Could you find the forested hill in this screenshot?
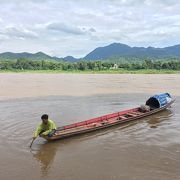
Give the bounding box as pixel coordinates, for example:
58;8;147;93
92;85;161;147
1;43;180;61
0;52;54;60
83;43;180;60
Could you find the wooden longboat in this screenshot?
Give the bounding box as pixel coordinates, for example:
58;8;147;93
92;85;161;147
43;94;175;141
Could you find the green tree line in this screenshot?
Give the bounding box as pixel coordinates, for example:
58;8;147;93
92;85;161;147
0;58;180;71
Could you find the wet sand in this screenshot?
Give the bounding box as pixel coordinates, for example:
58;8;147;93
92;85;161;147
0;73;180;180
0;73;180;100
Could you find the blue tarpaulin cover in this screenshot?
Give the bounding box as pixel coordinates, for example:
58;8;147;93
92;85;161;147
146;93;172;108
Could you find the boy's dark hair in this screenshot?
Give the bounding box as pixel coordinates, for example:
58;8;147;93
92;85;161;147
41;114;48;120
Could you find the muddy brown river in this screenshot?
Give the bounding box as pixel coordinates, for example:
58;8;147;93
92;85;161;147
0;74;180;180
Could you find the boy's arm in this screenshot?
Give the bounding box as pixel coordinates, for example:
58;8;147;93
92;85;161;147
34;124;43;138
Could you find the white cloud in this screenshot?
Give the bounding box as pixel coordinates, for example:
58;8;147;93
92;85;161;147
0;26;38;39
47;23;83;35
0;0;180;57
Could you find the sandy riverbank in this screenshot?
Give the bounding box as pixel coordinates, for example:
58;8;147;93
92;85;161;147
0;73;180;100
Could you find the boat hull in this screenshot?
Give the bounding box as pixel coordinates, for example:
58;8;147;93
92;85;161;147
43;99;175;141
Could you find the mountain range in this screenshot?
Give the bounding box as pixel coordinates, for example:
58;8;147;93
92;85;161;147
1;43;180;62
0;52;54;60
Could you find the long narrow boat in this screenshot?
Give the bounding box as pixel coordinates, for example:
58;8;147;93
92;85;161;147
43;93;175;141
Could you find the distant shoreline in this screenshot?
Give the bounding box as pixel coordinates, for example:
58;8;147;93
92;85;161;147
0;69;180;74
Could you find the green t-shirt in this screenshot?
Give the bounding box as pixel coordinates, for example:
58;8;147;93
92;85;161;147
34;119;57;138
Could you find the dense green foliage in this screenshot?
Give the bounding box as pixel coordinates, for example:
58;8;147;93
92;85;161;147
0;58;180;71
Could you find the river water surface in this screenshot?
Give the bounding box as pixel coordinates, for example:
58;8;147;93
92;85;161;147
0;74;180;180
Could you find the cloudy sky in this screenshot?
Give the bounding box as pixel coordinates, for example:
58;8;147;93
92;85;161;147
0;0;180;57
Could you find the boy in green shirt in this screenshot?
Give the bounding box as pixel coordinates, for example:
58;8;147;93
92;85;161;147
33;114;57;140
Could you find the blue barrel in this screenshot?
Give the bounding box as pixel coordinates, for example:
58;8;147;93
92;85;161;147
146;93;172;108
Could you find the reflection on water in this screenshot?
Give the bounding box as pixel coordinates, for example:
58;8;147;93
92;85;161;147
147;109;173;128
31;143;57;178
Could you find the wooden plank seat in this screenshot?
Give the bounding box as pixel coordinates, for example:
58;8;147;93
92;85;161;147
132;111;144;115
125;112;138;117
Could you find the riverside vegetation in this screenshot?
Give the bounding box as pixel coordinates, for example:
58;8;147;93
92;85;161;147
0;58;180;73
